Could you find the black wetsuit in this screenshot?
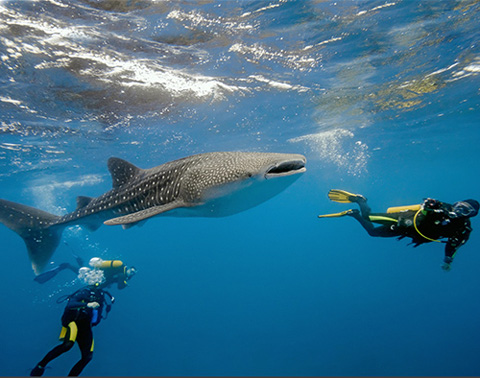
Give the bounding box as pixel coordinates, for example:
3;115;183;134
351;199;473;264
31;286;111;377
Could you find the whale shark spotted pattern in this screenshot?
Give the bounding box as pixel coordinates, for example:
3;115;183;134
0;151;306;274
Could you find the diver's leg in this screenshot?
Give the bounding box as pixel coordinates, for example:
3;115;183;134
347;210;396;238
350;195;372;219
68;321;93;376
347;196;401;238
64;263;81;274
31;324;76;376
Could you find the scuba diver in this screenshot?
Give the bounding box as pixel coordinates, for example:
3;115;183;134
35;256;136;290
30;283;115;376
319;189;479;271
82;258;136;290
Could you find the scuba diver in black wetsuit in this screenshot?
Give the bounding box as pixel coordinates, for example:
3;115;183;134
87;258;137;290
30;284;114;376
319;189;479;271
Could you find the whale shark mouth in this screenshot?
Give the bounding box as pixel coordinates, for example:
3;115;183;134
265;159;307;178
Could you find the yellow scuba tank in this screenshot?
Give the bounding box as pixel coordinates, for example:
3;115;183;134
386;204;421;213
90;258;124;270
96;260;124;269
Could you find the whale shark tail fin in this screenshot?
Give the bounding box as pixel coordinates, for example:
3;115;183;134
0;199;63;275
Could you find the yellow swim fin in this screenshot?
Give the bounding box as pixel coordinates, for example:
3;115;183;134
327;189;365;204
318;209;355;218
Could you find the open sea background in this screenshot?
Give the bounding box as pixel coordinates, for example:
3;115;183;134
1;0;480;376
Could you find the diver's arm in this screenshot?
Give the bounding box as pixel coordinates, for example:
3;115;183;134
117;277;128;290
67;290;92;309
67;298;88;309
442;222;472;270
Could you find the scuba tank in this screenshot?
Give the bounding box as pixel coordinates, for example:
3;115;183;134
387;204;421;213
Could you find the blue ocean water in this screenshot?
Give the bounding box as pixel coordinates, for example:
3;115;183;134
1;0;480;376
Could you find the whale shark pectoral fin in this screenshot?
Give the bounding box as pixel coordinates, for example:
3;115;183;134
103;201;188;226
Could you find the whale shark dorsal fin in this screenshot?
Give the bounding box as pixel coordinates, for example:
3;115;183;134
107;157;142;189
104;201;189;226
76;196;94;210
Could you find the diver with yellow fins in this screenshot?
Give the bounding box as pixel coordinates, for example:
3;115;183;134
319;189;479;271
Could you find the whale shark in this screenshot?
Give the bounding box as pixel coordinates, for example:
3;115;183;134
0;151;306;274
